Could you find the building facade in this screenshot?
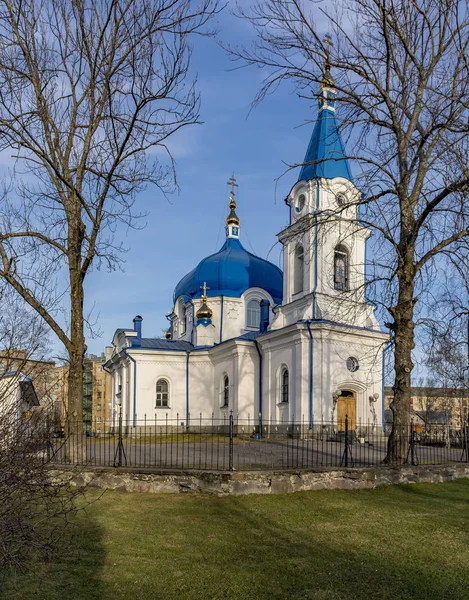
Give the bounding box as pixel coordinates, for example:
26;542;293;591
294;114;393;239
55;354;112;432
0;350;63;424
106;62;389;431
384;386;469;430
91;357;112;433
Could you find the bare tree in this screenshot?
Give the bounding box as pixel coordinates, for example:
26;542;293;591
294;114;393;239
227;0;469;462
0;0;219;460
427;328;469;390
422;255;469;390
0;290;84;578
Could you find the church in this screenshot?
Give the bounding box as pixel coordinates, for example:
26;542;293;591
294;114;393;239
105;61;389;432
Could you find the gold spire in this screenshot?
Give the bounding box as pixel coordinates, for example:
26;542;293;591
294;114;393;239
196;282;213;320
164;329;171;339
320;34;334;89
226;175;240;226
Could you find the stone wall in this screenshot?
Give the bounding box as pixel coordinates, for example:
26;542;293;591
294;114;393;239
50;464;469;496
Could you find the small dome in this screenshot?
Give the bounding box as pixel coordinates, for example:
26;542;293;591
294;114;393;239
174;238;283;304
226;198;240;226
196;300;213;320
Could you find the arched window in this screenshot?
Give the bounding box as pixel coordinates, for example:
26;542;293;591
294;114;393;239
247;299;261;329
281;368;289;403
334;245;348;291
295;193;306;213
222;376;229;407
294;245;304;294
155;379;169;407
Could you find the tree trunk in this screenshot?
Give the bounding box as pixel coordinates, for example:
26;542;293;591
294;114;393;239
384;266;415;464
64;219;86;464
65;337;85;463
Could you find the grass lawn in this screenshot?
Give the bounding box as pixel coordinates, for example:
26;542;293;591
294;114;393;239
4;480;469;600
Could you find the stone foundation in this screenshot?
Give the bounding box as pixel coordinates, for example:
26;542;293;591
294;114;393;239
50;464;469;496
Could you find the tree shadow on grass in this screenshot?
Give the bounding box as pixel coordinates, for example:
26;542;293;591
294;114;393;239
352;479;469;522
394;478;469;504
3;484;469;600
211;497;468;600
1;492;106;600
135;492;469;600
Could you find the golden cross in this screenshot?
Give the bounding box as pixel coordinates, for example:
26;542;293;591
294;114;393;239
201;282;210;299
321;34;334;88
227;175;238;198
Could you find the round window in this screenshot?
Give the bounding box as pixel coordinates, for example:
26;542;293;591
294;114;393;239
346;357;359;372
296;193;306;213
336;193;346;207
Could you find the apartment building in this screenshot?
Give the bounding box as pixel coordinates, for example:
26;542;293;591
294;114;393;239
384;386;469;430
54;353;111;432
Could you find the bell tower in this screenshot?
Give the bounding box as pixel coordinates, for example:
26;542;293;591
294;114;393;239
271;38;379;332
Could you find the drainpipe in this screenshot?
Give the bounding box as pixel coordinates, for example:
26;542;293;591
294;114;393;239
186;351;190;427
306;321;314;429
254;340;263;431
382;341;394;432
122;348;137;427
219;296;224;343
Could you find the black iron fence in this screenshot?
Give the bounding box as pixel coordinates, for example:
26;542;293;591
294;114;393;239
42;413;469;471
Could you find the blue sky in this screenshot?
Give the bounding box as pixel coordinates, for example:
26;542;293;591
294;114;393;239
84;6;321;354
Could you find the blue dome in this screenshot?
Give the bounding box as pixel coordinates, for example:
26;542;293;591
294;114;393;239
174;238;283;304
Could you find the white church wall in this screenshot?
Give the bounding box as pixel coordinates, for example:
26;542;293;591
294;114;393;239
235;347;258;419
123;362;131;421
315;217;368;304
221;298;244;341
311;327;385;427
194;323;217;347
187;354;214;419
259;326;309;422
319;177;360;219
210;341;257;418
113;360;132;423
211;345;236;416
131;352;188;421
109;351;218;425
257;323;386;429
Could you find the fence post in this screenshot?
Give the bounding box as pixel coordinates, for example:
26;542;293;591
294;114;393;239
117;405;123;467
344;414;349;468
229;410;234;472
465;420;469;463
410;418;416;466
46;414;51;463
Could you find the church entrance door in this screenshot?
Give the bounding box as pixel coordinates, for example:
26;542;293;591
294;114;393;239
337;390;356;432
